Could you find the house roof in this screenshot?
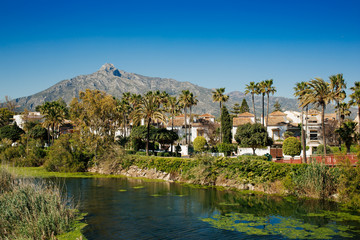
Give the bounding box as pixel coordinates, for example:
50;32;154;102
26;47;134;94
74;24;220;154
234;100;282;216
308;109;320;115
175;114;185;118
233;117;253;126
269;111;286;116
238;112;254;117
267;116;288;126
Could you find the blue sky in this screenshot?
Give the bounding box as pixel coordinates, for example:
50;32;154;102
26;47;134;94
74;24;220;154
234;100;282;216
1;0;359;101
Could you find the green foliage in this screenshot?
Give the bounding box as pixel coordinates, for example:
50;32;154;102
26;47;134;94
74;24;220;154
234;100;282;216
0;168;81;240
283;137;301;157
287;163;340;198
336;121;358;153
28;124;48;142
315;144;333;155
217;143;236;156
338;159;360;209
153;128;179;145
0;108;14;127
221;106;232;144
44;134;93;172
240;99;250;113
193;136;207;152
0;123;25;142
283;131;294;139
273;100;282;112
235;123;273;155
230;103;241;115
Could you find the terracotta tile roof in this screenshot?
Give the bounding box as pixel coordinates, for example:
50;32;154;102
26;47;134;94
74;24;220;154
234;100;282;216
199;113;215;118
168;118;186;127
238;112;254;117
233;117;253;126
267;116;288;126
308;109;320;115
269;111;287;116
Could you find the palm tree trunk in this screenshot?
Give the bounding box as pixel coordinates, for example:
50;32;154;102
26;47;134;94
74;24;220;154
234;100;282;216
171;115;174;152
146;118;151;156
262;93;265;126
301;108;307;163
123;113;126;137
252;94;256;122
189;106;192;144
322;105;326;157
184;108;187;144
358;106;360;141
220;102;222;143
266;93;270;127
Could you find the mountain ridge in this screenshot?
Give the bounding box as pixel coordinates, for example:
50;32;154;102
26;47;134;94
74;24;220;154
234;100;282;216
12;63;316;116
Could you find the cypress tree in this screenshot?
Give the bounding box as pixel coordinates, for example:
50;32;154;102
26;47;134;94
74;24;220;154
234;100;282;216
231;103;241;115
240;99;250;113
221;106;232;144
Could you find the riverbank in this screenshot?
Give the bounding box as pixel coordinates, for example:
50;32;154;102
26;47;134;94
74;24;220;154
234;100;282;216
0;167;87;240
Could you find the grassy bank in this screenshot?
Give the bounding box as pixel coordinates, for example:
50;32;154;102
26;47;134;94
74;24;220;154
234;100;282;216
0;167;87;240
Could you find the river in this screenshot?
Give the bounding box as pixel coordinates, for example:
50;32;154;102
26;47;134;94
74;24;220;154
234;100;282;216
59;177;360;239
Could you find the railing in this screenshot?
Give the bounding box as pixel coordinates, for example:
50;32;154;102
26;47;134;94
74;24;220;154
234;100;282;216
274;154;358;166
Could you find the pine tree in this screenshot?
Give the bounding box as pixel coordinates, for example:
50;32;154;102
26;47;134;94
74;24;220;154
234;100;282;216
240;99;250;113
231;103;241;115
221;106;232;144
273;101;282;112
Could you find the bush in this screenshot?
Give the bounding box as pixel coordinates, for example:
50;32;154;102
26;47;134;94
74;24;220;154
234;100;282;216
125;150;136;155
44;134;93;172
283;137;301;157
136;151;146;156
193;136;207;152
217;143;236;156
315;144;332;155
0;123;25;142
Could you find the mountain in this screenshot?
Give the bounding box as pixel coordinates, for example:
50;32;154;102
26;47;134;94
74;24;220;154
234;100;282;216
12;63;335;116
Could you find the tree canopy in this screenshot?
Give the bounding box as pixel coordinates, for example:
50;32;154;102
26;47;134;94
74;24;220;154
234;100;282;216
283;137;301;157
235;123;272;155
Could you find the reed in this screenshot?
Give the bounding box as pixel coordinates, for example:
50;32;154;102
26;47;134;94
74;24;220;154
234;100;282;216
0;167;80;240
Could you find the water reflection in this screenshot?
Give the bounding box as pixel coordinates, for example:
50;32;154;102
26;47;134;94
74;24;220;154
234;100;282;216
58;178;360;240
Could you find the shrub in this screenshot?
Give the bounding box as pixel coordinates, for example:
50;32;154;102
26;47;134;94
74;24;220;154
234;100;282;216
136;151;146;156
217;143;236;156
283;137;301;157
0;123;25;142
125;150;136;155
315;144;332;155
44;134;93;172
193;136;207;152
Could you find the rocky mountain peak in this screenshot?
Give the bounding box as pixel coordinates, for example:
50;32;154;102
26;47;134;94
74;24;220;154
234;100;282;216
99;63;116;72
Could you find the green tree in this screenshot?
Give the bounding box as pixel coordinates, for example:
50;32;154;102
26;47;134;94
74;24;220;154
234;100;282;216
245;82;259;122
240;99;250;113
283;137;301;158
212;88;229;143
0;108;14;127
231;103;241;115
299;78;334;156
336;121;358;154
188;92;198;144
273;101;282;112
132;92;166;155
264;79;277;127
193;136;207;152
0;123;24;142
234;123;273;155
221;106;232;144
258;81;266;126
153;128;179;146
294;81;310;163
350;82;360;134
70;89;119;158
179;90;192;145
165;96;181;152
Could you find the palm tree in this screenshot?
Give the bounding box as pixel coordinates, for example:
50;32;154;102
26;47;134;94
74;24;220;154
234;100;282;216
294;82;310;163
212;88;229;143
258;81;267;126
179;90;192;144
336;121;358;154
132;92;166;156
116;98;131;137
299;78;334;157
245;82;259;122
335;102;351;122
188;92;198;144
264;79;276;127
350;82;360;134
165;96;181;152
39;101;67;144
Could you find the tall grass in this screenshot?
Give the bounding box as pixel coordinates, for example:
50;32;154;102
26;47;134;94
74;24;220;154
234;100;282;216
0;167;80;240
